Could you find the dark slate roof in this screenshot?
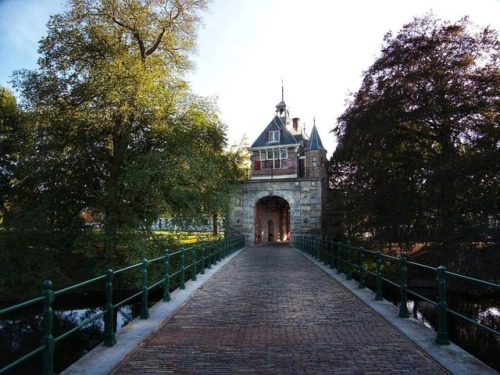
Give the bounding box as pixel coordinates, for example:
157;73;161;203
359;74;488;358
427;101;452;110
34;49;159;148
250;116;300;148
305;124;326;151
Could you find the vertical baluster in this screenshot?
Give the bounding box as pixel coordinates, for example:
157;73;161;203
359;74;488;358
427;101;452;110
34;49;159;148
180;248;186;289
358;248;366;289
207;242;213;269
329;240;334;269
191;246;197;281
163;250;171;302
346;242;352;280
436;266;450;345
217;237;221;262
103;269;116;346
323;238;328;265
201;243;206;275
375;251;383;300
337;242;343;275
399;252;409;318
140;259;150;319
41;280;55;375
211;240;215;266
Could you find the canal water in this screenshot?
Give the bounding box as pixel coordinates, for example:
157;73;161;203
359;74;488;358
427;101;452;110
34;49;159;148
0;290;150;374
385;288;499;371
0;287;498;373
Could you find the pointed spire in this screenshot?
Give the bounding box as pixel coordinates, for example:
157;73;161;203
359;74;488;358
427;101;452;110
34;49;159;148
275;78;287;122
305;119;326;151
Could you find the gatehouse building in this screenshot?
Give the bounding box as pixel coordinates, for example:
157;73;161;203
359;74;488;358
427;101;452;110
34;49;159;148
229;95;328;244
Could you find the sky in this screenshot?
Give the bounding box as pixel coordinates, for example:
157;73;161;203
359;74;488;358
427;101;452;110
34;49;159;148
1;0;499;157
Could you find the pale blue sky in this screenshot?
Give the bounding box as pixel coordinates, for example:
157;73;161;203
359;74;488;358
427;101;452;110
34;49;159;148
1;0;499;155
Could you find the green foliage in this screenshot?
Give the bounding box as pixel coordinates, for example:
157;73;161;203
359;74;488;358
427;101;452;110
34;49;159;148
0;0;249;297
329;14;500;260
0;87;26;219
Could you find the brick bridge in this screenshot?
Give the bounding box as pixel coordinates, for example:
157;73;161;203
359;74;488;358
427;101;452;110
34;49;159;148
63;243;494;375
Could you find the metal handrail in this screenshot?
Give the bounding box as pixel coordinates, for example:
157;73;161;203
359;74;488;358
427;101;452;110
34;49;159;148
292;234;500;347
0;234;245;375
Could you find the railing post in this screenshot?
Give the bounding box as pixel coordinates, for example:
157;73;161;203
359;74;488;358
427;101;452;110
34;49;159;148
358;248;366;289
217;238;228;258
436;266;450;345
140;259;150;319
163;250;171;302
207;242;213;269
322;238;328;265
191;246;197;281
375;251;383;300
346;242;352;280
180;248;186;289
211;240;216;266
200;243;206;275
316;237;320;260
329;240;335;269
399;252;410;318
41;280;55;375
337;242;343;274
216;238;221;262
103;269;116;346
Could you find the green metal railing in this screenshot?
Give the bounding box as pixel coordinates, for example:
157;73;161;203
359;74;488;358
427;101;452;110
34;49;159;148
0;234;245;375
292;234;500;346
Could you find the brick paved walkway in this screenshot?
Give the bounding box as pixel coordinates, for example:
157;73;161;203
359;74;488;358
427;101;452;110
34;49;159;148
109;244;449;374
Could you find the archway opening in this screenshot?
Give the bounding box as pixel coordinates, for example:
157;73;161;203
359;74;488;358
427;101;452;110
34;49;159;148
254;196;290;243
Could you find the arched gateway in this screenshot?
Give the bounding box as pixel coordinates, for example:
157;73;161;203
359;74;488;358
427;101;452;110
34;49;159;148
228;94;328;244
254;195;290;243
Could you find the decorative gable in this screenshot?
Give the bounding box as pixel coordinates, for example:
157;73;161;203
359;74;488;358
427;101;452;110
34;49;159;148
251;116;299;148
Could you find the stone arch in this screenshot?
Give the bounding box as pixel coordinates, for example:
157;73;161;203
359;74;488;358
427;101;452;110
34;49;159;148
252;193;292;243
251;190;295;213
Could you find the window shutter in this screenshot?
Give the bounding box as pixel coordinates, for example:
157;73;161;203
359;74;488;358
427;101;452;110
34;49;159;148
255;160;261;170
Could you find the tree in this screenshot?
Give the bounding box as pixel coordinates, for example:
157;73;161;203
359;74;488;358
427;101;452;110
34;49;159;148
7;0;241;264
331;14;500;256
0;86;24;219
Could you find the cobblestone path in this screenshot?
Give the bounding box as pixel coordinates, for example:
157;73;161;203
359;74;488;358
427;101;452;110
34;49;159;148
109;244;449;374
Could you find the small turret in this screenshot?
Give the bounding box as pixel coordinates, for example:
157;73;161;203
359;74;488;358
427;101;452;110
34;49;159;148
304;119;327;179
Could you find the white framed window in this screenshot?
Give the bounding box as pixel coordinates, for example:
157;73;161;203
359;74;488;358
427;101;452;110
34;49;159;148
261;148;288;169
268;130;280;143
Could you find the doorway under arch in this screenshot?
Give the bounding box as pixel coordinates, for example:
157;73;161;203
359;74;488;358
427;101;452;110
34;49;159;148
254;196;290;243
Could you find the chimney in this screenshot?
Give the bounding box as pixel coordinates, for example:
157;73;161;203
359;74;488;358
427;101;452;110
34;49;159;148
292;117;300;132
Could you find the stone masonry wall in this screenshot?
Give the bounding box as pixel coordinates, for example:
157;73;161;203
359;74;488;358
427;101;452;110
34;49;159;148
229;178;325;244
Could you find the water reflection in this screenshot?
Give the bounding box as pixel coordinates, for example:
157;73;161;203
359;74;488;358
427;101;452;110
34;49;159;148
0;298;141;374
1;289;499;373
390;289;500;372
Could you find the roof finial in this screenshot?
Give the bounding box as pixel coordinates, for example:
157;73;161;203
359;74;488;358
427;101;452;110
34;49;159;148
281;77;284;102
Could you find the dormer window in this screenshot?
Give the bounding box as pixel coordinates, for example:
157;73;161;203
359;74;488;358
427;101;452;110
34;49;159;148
268;130;280;143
